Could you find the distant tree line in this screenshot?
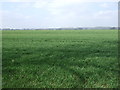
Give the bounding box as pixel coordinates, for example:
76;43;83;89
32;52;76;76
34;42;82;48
0;27;118;30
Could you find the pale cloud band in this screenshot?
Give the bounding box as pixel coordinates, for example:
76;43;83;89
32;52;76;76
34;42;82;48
0;0;119;2
0;0;118;28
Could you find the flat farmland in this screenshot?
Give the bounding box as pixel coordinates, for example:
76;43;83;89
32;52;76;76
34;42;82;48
2;30;119;88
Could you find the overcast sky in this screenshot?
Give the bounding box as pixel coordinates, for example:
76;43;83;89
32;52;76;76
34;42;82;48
0;0;118;29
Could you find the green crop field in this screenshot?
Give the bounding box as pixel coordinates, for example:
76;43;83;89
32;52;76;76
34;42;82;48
2;30;119;88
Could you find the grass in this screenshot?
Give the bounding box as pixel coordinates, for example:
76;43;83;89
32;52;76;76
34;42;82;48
0;30;2;89
2;30;119;88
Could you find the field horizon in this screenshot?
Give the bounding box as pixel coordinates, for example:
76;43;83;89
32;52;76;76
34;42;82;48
2;29;119;88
